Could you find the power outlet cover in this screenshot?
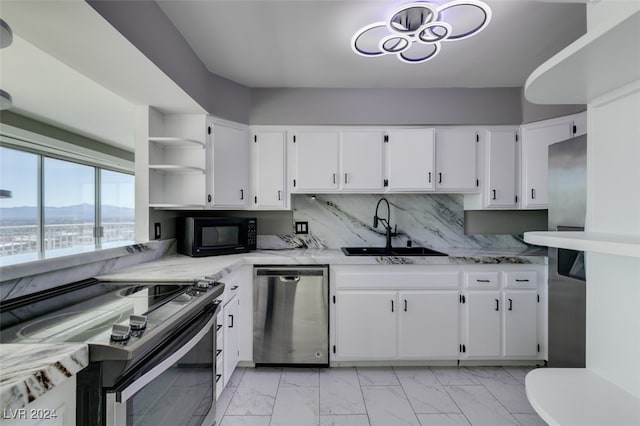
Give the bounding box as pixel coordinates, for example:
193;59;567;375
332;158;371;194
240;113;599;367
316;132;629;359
295;221;309;234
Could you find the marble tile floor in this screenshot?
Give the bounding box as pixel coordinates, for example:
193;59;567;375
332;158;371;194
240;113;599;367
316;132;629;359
217;366;547;426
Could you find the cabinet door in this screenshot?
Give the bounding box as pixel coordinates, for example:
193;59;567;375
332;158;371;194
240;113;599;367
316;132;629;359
223;296;240;386
209;123;250;208
435;129;478;191
252;131;287;208
521;121;571;208
464;291;501;358
398;291;459;358
486;130;518;208
341;131;384;191
290;131;339;192
503;291;538;357
572;111;587;137
335;291;397;359
386;129;435;191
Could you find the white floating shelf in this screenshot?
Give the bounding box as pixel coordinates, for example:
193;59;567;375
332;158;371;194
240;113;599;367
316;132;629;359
149;137;205;148
526;368;640;426
525;9;640;104
148;165;205;174
149;203;205;210
524;231;640;258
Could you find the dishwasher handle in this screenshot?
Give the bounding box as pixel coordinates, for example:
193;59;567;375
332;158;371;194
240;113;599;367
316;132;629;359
255;268;326;277
278;276;301;283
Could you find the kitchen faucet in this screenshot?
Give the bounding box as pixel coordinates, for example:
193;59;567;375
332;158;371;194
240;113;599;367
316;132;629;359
373;197;397;252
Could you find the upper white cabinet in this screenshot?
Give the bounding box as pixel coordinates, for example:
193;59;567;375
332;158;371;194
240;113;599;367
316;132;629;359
289;131;340;192
520;117;573;209
386;129;435;191
207;119;250;209
340;130;385;191
251;130;288;209
435;129;478;192
465;128;519;210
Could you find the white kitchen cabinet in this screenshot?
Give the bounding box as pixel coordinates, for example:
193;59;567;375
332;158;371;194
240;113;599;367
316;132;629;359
207;119;250;208
463;291;502;358
340;130;385;191
435;129;478;192
335;290;397;359
251;130;288;209
464;127;520;210
2;376;77;426
289;130;339;192
223;294;240;386
520;117;572;209
570;111;587;137
503;291;538;357
386;129;435;191
397;291;459;358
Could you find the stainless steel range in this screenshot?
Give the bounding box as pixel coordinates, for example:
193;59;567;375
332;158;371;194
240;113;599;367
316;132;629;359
0;279;224;426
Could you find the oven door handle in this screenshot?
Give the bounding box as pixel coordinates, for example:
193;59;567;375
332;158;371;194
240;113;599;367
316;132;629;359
115;314;215;403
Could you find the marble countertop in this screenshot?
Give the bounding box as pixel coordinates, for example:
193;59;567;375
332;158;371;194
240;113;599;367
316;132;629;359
96;247;547;282
0;344;89;411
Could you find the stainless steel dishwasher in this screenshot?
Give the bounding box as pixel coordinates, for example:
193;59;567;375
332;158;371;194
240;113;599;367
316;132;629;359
253;266;329;366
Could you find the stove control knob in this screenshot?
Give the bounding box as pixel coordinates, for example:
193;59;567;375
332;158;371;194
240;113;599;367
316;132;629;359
194;280;211;291
129;315;147;331
110;324;131;342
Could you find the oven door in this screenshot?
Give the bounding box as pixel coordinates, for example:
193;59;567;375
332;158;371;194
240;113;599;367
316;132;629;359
105;307;218;426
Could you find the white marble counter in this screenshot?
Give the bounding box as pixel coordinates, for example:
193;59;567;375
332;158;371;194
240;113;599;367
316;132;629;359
0;344;88;411
96;248;546;282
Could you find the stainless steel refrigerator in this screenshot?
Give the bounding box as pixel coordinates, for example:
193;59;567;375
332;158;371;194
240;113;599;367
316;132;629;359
547;134;587;367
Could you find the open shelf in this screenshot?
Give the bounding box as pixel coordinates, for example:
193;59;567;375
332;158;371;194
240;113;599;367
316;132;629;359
526;368;640;426
524;231;640;258
149;137;205;148
524;10;640;104
148;165;205;174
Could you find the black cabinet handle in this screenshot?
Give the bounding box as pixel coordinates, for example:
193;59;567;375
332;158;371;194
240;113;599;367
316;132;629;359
240;189;244;200
216;324;223;331
515;279;529;282
477;279;490;283
508;299;513;311
531;188;536;199
229;314;234;328
207;194;212;203
333;173;336;184
492;189;497;200
216;374;222;383
495;299;499;311
278;190;282;200
344;173;348;184
438;172;442;184
404;299;408;312
216;349;222;357
428;172;432;183
231;285;239;290
391;300;394;312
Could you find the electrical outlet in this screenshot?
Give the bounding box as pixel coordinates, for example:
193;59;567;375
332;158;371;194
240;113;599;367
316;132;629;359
154;223;161;240
295;221;309;234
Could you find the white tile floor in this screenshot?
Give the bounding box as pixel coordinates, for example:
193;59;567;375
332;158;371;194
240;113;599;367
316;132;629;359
216;366;548;426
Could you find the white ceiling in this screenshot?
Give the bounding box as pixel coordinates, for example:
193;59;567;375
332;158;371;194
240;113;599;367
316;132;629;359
157;0;587;88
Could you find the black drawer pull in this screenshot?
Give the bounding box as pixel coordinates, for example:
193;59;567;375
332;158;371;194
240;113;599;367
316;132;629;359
492;189;497;200
477;279;491;283
231;285;239;290
438;172;442;183
515;279;530;282
404;299;407;312
216;324;223;331
229;314;234;328
216;349;222;357
391;300;394;312
216;374;222;383
428;172;432;183
495;299;499;311
508;298;513;311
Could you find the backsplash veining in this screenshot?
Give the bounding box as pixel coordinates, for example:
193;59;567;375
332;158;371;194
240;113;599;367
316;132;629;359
259;194;528;250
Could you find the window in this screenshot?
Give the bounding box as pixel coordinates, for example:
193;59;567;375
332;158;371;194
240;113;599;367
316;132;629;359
0;146;134;260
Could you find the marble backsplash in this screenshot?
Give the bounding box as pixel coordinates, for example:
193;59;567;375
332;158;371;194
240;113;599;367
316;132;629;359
258;194;529;251
0;239;176;301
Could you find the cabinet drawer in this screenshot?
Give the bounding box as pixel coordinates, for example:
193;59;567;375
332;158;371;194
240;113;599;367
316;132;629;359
504;271;537;289
335;270;460;289
465;272;499;289
221;277;240;305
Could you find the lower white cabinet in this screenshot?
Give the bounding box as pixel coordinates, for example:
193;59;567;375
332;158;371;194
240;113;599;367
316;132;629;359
331;265;546;363
223;294;240;387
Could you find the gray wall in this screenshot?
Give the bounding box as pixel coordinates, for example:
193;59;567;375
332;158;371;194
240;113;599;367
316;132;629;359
521;88;585;124
250;88;523;125
87;0;251;124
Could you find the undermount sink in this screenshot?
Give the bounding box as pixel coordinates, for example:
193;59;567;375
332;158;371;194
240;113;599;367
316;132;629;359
341;246;448;257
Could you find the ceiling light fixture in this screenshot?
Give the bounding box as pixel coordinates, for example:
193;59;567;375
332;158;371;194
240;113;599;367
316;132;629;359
351;0;492;64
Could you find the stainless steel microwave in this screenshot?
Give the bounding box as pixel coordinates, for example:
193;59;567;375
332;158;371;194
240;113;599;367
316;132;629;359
177;217;257;257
